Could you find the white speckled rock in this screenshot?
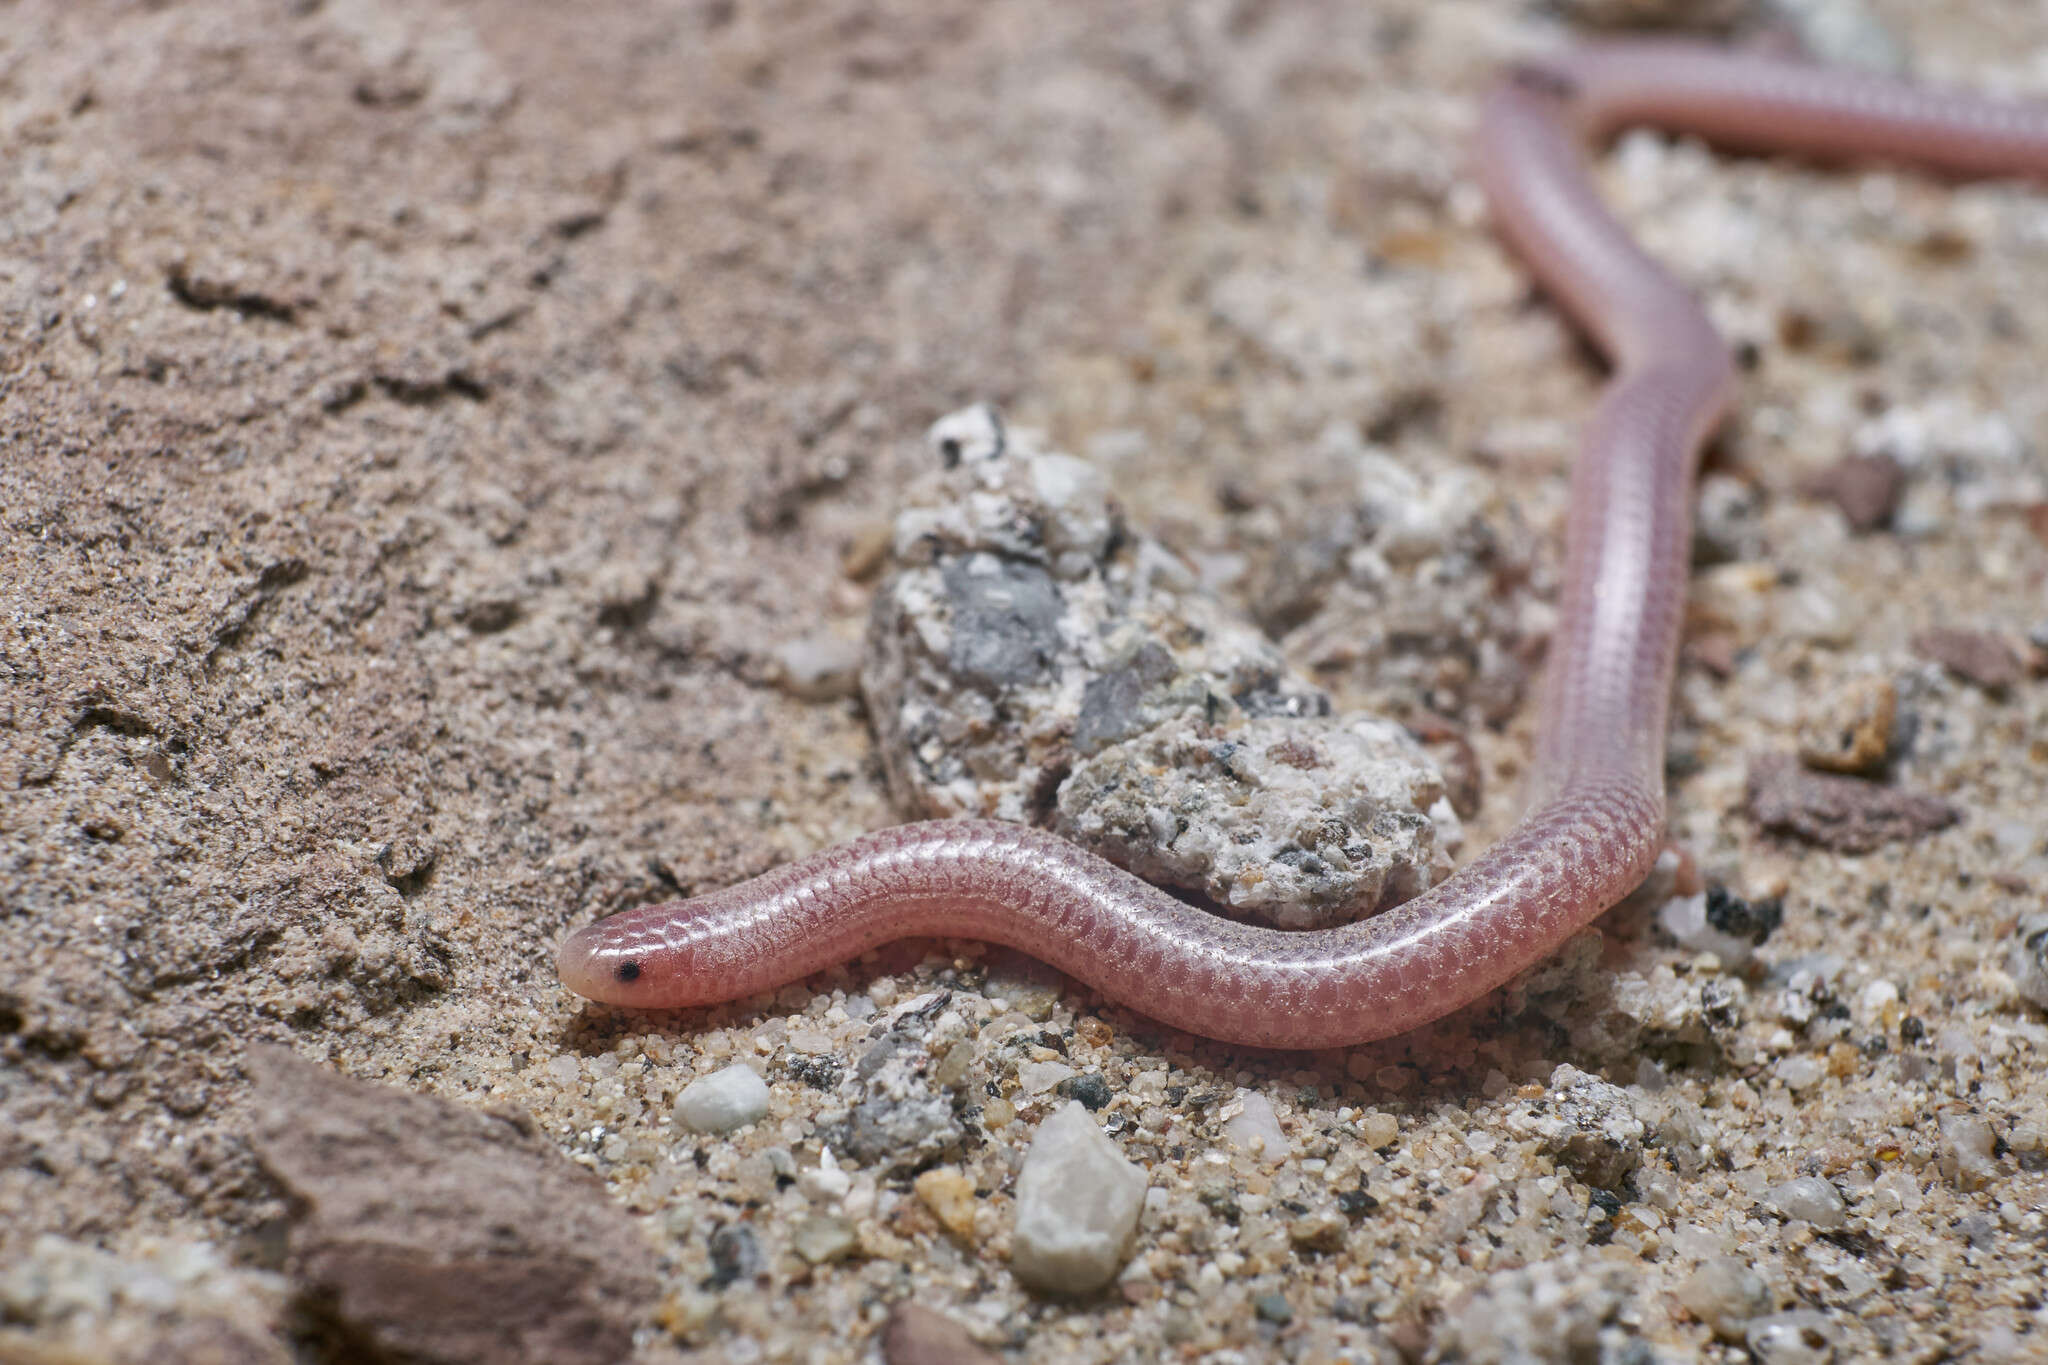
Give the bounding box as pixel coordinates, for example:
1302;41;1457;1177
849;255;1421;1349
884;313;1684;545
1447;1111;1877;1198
1500;1065;1647;1189
862;406;1453;927
1010;1102;1147;1296
675;1064;770;1134
1057;713;1455;928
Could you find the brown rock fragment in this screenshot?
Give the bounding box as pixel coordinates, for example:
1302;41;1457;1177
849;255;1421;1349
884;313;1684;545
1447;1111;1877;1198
1795;675;1895;774
243;1046;659;1365
1914;628;2022;692
1684;631;1740;679
882;1301;1005;1365
1746;753;1957;853
1799;454;1904;533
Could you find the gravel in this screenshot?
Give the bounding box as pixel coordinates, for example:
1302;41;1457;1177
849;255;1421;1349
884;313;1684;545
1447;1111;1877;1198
675;1064;773;1134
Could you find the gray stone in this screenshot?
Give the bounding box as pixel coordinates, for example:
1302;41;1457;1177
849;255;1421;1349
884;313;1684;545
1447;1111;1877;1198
941;555;1062;689
675;1064;771;1134
1071;642;1179;755
1764;0;1905;73
841;1087;963;1169
1010;1102;1147;1296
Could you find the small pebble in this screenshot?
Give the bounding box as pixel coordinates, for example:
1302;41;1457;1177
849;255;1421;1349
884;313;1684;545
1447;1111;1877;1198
1220;1089;1290;1162
655;1288;718;1340
1745;1309;1839;1365
1914;627;2022;692
1017;1060;1075;1095
799;1148;852;1203
1939;1113;1998;1190
1799;452;1904;532
1009;1102;1148;1296
790;1213;857;1265
1677;1255;1775;1341
1795;675;1895;774
913;1168;980;1241
706;1223;763;1287
1775;1055;1827;1092
932;1041;975;1089
1058;1073;1113;1111
1660;891;1762;967
1252;1291;1292;1325
1288;1208;1349;1253
882;1301;1004;1365
1746;753;1956;853
2007;915;2048;1011
1764;1176;1848;1230
675;1064;771;1134
1500;1065;1646;1190
771;633;862;700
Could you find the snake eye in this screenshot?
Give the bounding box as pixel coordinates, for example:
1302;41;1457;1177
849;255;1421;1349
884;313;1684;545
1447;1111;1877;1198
615;960;642;983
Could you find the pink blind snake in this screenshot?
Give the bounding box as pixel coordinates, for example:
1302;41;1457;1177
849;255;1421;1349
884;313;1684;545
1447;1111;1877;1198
557;40;2048;1049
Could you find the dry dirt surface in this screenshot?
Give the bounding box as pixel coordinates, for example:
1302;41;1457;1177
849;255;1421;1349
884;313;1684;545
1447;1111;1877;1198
4;1;2046;1362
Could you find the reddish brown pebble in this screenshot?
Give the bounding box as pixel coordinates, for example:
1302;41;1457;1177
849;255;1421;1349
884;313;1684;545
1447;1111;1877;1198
882;1301;1004;1365
1800;453;1904;532
2026;502;2048;550
1914;628;2022;692
1685;631;1740;679
1746;753;1958;853
244;1047;660;1365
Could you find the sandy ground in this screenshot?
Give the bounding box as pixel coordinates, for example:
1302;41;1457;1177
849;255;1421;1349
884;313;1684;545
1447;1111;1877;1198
3;1;2046;1361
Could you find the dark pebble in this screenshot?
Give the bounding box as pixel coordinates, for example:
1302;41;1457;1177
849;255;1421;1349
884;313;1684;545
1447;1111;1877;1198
707;1224;762;1288
1253;1292;1293;1325
1058;1073;1113;1110
1336;1188;1380;1218
1703;885;1783;945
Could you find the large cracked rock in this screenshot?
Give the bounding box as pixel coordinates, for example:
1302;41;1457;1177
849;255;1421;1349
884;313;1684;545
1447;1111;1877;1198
863;406;1458;928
